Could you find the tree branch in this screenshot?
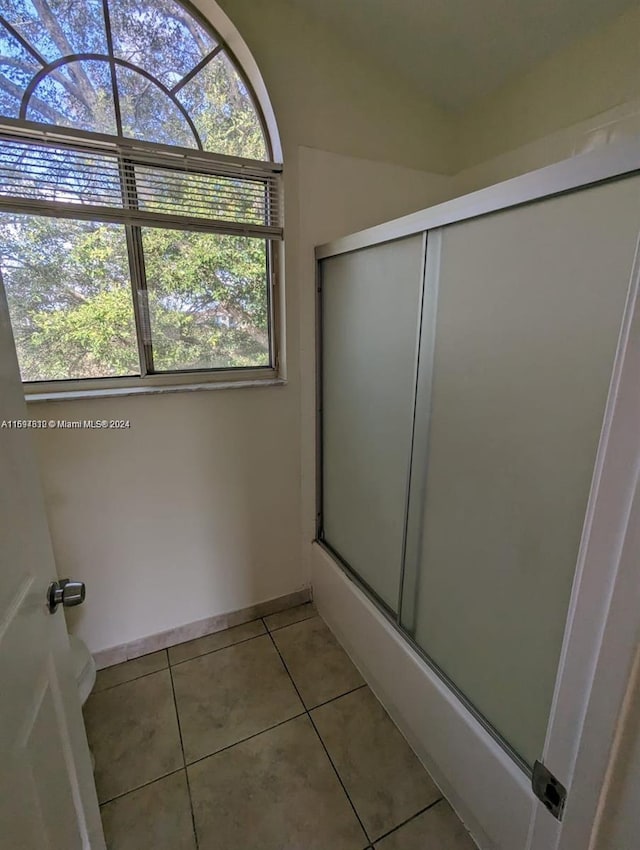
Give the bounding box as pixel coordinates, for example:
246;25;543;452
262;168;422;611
0;54;97;113
0;55;37;73
167;11;210;55
0;73;65;123
217;302;268;348
28;0;98;110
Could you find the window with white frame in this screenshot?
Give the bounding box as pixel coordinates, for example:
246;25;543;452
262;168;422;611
0;0;282;389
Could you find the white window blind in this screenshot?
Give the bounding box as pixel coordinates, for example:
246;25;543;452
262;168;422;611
0;124;283;239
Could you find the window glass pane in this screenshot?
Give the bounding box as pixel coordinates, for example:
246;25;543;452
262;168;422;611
26;59;116;134
176;51;267;159
2;0;107;63
108;0;216;89
0;214;139;381
0;23;41;117
141;229;270;371
116;65;196;147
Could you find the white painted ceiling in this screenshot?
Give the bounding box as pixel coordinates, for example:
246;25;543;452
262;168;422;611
287;0;637;110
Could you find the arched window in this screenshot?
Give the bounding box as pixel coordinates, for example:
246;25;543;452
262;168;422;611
0;0;282;389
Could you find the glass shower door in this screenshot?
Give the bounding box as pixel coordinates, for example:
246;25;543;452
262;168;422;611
400;176;640;768
320;234;425;612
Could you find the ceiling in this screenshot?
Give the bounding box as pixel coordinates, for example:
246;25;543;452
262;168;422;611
287;0;637;110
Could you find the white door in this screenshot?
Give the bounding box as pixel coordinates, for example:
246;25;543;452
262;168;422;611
0;285;105;849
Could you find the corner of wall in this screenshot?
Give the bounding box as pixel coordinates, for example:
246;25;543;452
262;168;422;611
453;4;640;172
214;0;456;174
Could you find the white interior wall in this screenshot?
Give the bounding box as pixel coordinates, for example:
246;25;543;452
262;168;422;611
454;3;640;171
211;0;454;173
26;0;453;657
35;386;305;654
452;97;640;196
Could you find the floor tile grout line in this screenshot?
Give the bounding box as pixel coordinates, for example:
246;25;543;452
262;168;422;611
184;710;308;768
94;617;328;697
96;707;309;807
96;614;269;674
167;658;200;849
168;630;268;669
93;605;317;835
169;610;318;667
180;680;367;771
305;710;372;845
162;611;317;667
182;762;200;850
95;606;441;848
96;631;267;691
265;611;317;634
372;796;445;844
96;609;318;682
178;680;367;771
266;626;442;846
264;625;372;846
311;682;368;710
93;663;170;694
96;647;169;672
98;765;185;807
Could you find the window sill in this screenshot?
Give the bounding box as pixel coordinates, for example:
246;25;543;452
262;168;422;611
25;373;286;403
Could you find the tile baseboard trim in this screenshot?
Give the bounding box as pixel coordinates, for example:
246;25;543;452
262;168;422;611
91;587;312;670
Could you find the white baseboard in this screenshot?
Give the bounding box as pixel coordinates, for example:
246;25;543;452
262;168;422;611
92;587;311;669
311;543;533;850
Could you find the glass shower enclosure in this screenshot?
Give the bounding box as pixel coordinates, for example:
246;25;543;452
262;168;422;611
317;173;640;773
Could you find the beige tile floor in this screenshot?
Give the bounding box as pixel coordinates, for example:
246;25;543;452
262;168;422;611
84;601;477;850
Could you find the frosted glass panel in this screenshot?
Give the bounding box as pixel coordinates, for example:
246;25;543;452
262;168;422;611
402;176;640;766
321;235;424;611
